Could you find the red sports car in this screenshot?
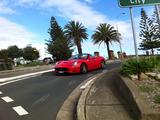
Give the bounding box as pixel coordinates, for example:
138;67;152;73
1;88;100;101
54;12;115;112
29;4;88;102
54;53;105;74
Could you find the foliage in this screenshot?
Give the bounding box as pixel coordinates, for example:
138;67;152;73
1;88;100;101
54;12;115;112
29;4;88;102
64;21;88;54
23;45;39;62
7;45;23;60
154;95;160;104
92;23;121;59
121;57;159;80
139;8;159;54
152;6;160;41
0;49;9;60
46;16;73;61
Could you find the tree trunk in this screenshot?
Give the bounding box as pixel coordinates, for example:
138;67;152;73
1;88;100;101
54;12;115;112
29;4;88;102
137;72;141;81
106;42;111;59
77;41;82;54
151;49;154;55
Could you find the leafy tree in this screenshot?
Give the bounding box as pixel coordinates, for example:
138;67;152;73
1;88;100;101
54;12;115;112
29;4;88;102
92;23;120;59
46;16;73;61
0;49;9;60
139;8;159;54
64;21;88;54
7;45;23;60
23;45;39;62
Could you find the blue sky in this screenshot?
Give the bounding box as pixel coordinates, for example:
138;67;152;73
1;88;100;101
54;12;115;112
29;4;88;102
0;0;156;59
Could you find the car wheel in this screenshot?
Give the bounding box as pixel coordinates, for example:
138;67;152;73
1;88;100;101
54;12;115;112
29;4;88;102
81;64;87;74
100;61;105;69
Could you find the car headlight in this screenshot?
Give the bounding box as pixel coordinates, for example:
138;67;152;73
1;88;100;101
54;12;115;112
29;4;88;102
72;61;78;66
55;62;59;65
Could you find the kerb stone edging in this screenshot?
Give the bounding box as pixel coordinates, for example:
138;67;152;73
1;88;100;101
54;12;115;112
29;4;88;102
116;73;160;120
56;70;107;120
77;70;109;120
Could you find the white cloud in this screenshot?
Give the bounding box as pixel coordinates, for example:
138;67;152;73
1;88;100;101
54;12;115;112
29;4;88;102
0;0;15;14
0;16;50;59
4;0;151;57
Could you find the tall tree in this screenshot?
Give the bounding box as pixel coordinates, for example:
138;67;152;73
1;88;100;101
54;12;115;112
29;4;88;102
64;21;88;54
152;6;160;50
46;16;72;60
92;23;121;59
23;45;39;62
139;8;158;55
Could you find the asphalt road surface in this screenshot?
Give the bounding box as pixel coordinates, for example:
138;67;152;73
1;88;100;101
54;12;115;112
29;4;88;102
0;62;120;120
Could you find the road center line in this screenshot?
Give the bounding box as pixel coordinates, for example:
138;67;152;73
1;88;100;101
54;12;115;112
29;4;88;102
0;91;3;94
12;106;29;116
1;96;14;103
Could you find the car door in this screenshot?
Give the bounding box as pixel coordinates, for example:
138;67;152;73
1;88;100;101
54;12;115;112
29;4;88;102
86;55;96;70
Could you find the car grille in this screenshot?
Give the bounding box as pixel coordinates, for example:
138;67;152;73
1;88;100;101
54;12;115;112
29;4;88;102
55;68;68;71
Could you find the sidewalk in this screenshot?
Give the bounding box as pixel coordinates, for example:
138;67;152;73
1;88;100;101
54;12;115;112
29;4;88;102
80;71;136;120
0;65;54;78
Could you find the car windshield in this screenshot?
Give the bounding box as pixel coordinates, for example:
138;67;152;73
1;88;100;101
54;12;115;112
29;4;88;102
69;54;89;60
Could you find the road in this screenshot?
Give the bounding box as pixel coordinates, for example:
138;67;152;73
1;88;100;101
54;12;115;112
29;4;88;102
0;62;120;120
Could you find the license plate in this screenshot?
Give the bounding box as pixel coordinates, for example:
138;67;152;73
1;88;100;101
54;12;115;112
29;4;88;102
58;71;64;73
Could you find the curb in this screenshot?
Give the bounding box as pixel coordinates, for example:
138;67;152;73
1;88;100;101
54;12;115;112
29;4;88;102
76;70;109;120
115;73;160;120
56;70;108;120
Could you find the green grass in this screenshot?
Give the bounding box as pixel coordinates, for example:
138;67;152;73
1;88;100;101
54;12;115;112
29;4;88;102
139;85;154;93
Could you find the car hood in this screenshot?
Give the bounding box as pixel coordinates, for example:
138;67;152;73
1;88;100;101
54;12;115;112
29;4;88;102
55;60;79;66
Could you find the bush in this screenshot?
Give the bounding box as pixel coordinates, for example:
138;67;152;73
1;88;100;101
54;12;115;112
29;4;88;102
121;57;159;80
23;61;44;67
154;95;160;104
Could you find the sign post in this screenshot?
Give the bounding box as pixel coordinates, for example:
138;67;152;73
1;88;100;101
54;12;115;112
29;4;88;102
118;0;160;60
119;0;160;7
129;7;139;59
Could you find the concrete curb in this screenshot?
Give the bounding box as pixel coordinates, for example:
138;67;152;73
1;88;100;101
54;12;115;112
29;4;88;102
56;70;108;120
115;73;160;120
77;70;109;120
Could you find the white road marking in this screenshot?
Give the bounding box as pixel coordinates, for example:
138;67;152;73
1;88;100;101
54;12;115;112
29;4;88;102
80;78;95;89
0;91;3;94
0;69;54;83
1;96;14;103
0;69;55;86
0;75;39;86
12;106;29;116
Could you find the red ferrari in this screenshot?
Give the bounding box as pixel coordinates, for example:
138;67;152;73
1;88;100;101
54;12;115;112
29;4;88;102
54;53;105;74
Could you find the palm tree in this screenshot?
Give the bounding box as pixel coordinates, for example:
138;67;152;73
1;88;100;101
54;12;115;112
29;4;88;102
92;23;121;59
64;21;88;54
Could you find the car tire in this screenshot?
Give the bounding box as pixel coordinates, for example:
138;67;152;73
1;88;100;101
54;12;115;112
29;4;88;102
80;64;88;74
100;61;105;69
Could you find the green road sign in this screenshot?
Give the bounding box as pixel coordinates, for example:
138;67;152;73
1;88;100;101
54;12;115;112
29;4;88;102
119;0;160;7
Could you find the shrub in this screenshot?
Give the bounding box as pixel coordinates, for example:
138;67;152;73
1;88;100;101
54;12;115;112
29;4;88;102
154;95;160;104
121;57;158;80
23;61;44;67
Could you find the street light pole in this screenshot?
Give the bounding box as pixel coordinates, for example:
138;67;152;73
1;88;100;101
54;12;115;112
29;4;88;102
116;12;125;60
129;7;139;60
116;25;123;57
